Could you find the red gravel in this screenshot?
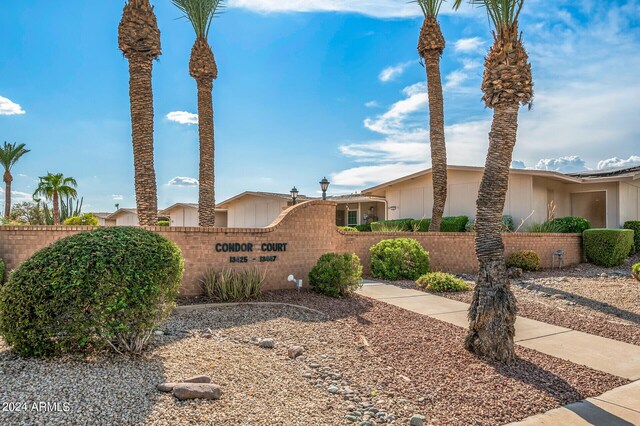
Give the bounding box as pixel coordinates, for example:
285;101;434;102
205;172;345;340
262;290;628;425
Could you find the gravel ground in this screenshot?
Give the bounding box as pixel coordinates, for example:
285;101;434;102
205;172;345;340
0;293;628;426
389;255;640;346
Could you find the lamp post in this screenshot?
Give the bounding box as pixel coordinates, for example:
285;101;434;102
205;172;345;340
320;177;330;200
290;186;299;205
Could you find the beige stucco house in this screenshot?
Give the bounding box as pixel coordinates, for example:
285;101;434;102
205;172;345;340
161;203;228;227
362;165;640;228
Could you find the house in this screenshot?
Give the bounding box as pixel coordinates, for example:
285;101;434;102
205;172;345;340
104;208;140;226
91;212;115;227
362;165;640;228
161;203;228;227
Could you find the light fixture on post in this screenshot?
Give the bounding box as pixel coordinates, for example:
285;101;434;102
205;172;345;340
320;177;330;200
290;186;299;205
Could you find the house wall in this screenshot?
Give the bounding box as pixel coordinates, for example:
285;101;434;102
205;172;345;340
0;201;583;296
115;211;139;226
562;182;619;227
620;181;640;225
168;206;199;227
226;195;288;228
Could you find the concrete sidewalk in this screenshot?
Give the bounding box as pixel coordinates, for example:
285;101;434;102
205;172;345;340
357;282;640;425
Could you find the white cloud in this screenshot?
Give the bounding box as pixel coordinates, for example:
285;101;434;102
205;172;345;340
443;71;469;91
0;188;31;202
0;96;26;115
535;156;588;173
112;194;124;201
168;176;199;186
511;160;527;169
363;82;428;135
379;61;414;82
365;101;379;108
454;37;485;53
331;163;427;187
229;0;421;18
166;111;198;125
597;156;640;170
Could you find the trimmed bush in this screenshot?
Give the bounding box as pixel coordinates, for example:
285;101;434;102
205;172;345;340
370;238;430;280
339;226;359;232
583;229;634;267
63;213;99;226
354;224;372;232
465;215;514;232
201;268;264;302
632;263;640;282
506;250;541;271
0;227;184;356
309;253;363;298
416;272;470;292
547;217;591;233
371;219;414;232
0;259;4;284
157;220;170;227
526;221;564;233
440;216;469;232
623;221;640;253
410;218;431;232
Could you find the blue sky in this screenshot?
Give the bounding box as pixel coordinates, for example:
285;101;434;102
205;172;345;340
1;0;639;212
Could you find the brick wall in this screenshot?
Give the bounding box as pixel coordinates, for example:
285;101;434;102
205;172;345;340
0;200;583;295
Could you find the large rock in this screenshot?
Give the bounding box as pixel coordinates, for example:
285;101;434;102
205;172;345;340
410;414;426;426
156;382;177;392
288;346;304;359
184;375;211;384
173;383;222;400
259;338;275;349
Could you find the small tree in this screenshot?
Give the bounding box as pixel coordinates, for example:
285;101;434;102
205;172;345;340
0;142;30;219
33;173;78;225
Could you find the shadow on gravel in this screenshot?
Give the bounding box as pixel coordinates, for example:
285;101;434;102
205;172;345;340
523;283;640;325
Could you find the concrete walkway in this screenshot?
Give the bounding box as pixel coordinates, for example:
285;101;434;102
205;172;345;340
357;281;640;425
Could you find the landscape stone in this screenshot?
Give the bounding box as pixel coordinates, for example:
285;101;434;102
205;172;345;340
184;375;211;384
173;383;221;400
328;385;340;394
259;338;275;348
410;414;427;426
156;382;177;392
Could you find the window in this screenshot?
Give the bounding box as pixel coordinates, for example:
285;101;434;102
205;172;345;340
347;210;358;226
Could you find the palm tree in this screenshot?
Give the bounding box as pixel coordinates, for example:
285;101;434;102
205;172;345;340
118;0;161;226
0;142;30;219
453;0;533;362
417;0;448;232
172;0;223;227
33;173;78;225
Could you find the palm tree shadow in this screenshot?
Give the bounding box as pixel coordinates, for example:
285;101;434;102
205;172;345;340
564;400;635;426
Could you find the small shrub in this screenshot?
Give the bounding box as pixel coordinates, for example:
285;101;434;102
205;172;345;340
547;217;591;233
339;226;359;232
440;216;469;232
0;259;4;284
201;268;264;302
506;250;541;271
0;227;183;356
465;215;514;232
157;220;170;227
370;238;430;280
583;229;634;267
411;218;431;232
63;213;99;226
632;263;640;282
623;221;640;253
526;221;564;233
354;224;372;232
371;219;414;232
308;253;363;298
416;272;470;292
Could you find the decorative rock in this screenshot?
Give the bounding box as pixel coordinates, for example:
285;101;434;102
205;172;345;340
184;375;211;384
345;415;359;422
288;346;304;359
173;383;222;400
259;338;275;349
328;385;339;394
309;363;321;369
302;372;313;379
551;294;565;300
156;382;177;392
411;414;427;426
360;422;373;426
507;267;523;279
154;330;164;336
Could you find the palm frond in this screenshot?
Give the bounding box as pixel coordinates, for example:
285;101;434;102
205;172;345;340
453;0;524;30
172;0;224;38
414;0;446;17
0;142;30;171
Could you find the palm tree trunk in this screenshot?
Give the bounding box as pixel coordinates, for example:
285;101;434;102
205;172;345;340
3;171;12;219
465;102;519;363
424;51;447;232
128;53;158;226
53;191;60;225
196;79;215;227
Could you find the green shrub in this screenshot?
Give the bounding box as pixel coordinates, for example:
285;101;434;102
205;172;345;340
371;219;414;232
416;272;471;292
157;220;170;227
0;259;4;284
201;268;264;302
0;227;184;356
632;263;640;282
309;253;363;298
370;238;430;280
526;221;564;233
623;221;640;253
547;217;591;233
439;216;469;232
583;229;634;267
465;215;514;232
62;213;99;226
339;226;359;232
355;224;372;232
410;218;431;232
506;250;541;271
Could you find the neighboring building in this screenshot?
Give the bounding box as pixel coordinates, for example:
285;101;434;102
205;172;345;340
331;194;387;227
362;165;640;228
217;192;312;228
91;212;115;227
161;203;228;227
105;208;140;226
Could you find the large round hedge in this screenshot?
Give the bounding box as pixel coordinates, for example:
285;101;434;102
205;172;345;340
309;253;363;298
370;238;430;280
583;229;634;267
0;227;184;356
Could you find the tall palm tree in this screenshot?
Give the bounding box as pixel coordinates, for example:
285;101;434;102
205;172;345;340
417;0;448;232
33;173;78;225
0;142;30;219
172;0;223;227
118;0;161;226
453;0;533;362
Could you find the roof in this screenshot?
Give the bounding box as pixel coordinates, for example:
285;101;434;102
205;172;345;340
568;165;640;179
161;202;227;214
361;165;584;194
89;212;112;219
106;208;137;219
217;191;314;208
326;194;387;204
